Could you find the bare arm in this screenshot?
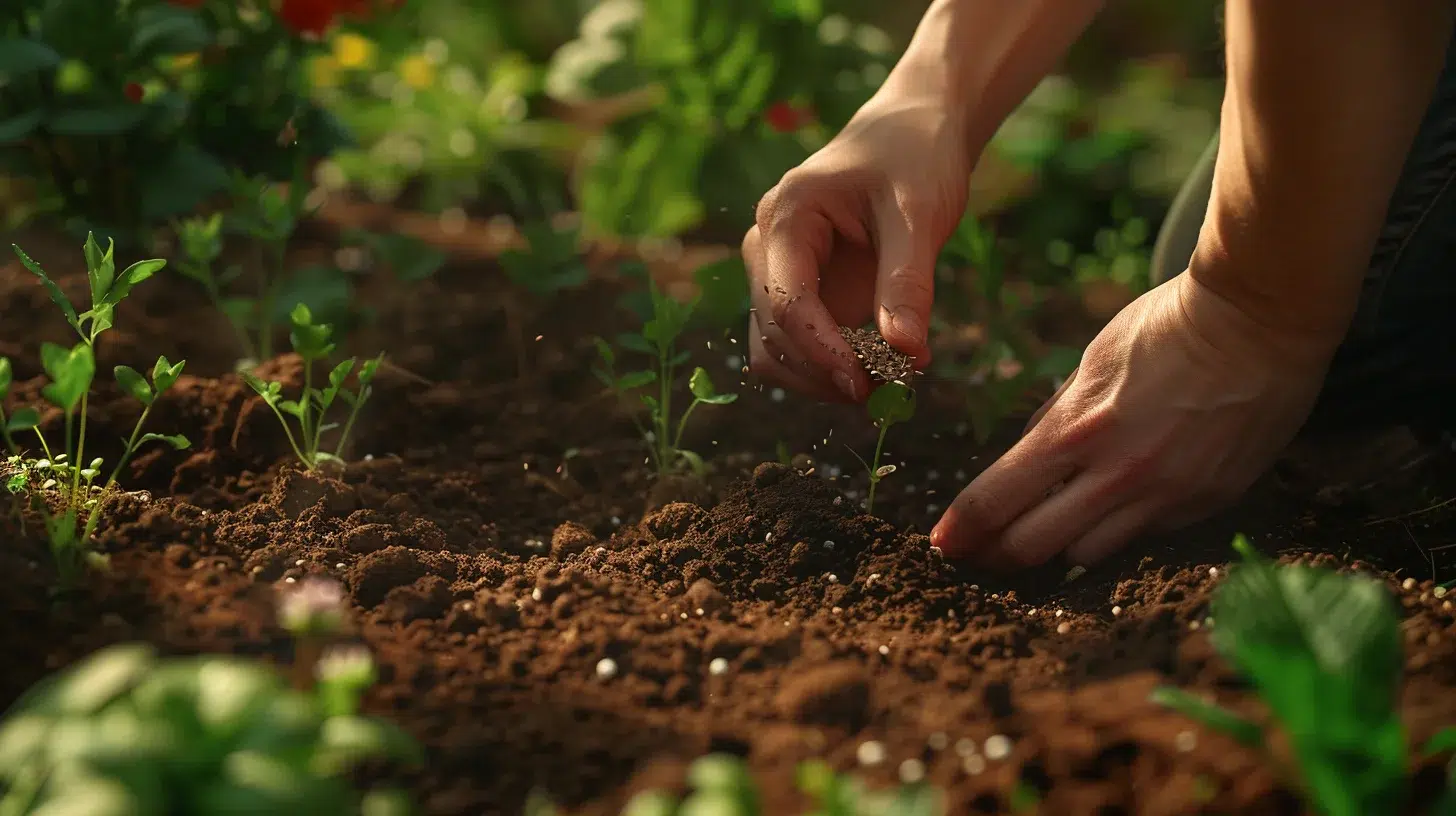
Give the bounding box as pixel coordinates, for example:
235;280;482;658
883;0;1106;153
1193;0;1456;338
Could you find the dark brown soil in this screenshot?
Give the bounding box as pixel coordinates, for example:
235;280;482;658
1;221;1454;816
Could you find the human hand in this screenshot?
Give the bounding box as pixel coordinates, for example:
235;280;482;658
930;271;1346;567
742;90;973;403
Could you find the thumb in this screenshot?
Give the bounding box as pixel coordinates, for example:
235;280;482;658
873;201;938;364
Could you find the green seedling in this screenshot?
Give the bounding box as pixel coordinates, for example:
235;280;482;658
531;753;941;815
5;236;190;590
593;277;736;477
0;642;420;815
845;382;916;514
500;219;591;379
174;210;258;362
1152;535;1456;816
241;304;382;471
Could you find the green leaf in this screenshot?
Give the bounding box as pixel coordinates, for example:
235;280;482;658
1149;686;1263;747
128;5;212;59
592;337;616;369
40;342;94;412
114;365;154;406
1423;727;1456;757
317;715;424;771
677;449;706;477
0;110;45;144
47;105;148;137
106;259;165;306
357;354;383;387
0;39;62;79
278;400;305;419
621;791;677;816
6;407;39;433
241;372;280;404
151;356;185;394
13;243;80;330
689;367;736;405
360;788;416;816
137;433;189;450
287;303;335;361
615;370;658;390
866;382;916;426
26;644;156;716
0;356;10;397
84;232;116;306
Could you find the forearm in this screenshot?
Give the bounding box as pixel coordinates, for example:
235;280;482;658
881;0;1105;152
1192;0;1456;338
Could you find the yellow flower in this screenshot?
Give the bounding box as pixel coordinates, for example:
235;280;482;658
331;32;375;71
171;52;200;70
399;54;435;89
309;55;341;90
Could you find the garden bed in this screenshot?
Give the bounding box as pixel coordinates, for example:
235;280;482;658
1;223;1454;815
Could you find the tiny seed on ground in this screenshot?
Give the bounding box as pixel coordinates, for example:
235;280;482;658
856;740;887;766
983;734;1012;760
595;658;618;679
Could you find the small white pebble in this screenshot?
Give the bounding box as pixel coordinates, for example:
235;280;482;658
833;496;843;506
827;574;839;584
334;562;344;569
823;540;835;550
877;645;889;656
1208;566;1219;578
283;576;296;584
1054;609;1064;618
927;732;949;751
1175;730;1197;752
1111;605;1123;616
983;734;1012;761
596;546;607;555
595;658;618;679
1402;577;1417;591
1433;585;1447;598
765;532;774;543
1189;620;1201;630
695;607;705;616
961;753;986;775
1056;622;1070;635
866;573;881;584
531;588;543;602
709;657;729;676
954;738;977;757
898;758;926;784
856;740;886;766
831;606;843;614
294;559;305;567
680;612;689;620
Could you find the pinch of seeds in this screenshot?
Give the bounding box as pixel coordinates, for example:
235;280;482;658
837;326;918;384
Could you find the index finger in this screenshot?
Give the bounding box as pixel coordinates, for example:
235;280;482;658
755;209;869;402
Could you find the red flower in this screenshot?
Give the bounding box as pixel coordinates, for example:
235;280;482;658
124;82;144;103
277;0;340;36
764;100;812;133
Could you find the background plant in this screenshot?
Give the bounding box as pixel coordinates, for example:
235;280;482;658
0;642;419;815
846;382;915;514
1153;536;1456;816
4;236;190;590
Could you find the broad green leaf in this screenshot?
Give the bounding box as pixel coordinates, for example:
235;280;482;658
687;754;755;794
357;354;383;387
113;365;154;406
317;715;424;770
6;407;39;432
616;370;657;390
288;303;335;360
13;243;79;330
0;110;45;144
621;791;677;816
137;433;189;450
677;449;706;477
106;259;165;306
151;356;185;393
0;39;62;78
1149;686;1263;747
279;400;305;419
82;303;116;337
84;233;116;305
866;382;916;426
327;359;356;389
689;367;736;405
128;5;211;59
47;105;148;137
0;356;9;396
31;644;155;715
40;342;94;412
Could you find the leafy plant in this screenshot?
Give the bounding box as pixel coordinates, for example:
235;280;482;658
528;753;941;815
845;382;915;514
593;277;736;477
241;304;382;471
1152;535;1456;816
0;642;420;815
3;235;190;590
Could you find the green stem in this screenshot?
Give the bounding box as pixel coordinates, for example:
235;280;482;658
32;428;53;460
300;359;315;461
866;422;890;513
332;390;367;459
71;392;88;508
673;398;700;452
656;348;673;472
0;406;14;455
266;401;311;469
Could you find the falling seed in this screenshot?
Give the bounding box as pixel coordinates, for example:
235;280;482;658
295;559;305;567
709;657;730;676
928;732;949;751
535;335;544;341
856;740;887;766
961;753;986;775
1175;730;1198;752
983;734;1012;760
898;758;926;784
770;388;786;402
595;658;618;679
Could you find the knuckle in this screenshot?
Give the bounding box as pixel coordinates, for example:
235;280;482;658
883;263;933;297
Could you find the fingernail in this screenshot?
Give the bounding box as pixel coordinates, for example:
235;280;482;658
888;306;925;346
832;370;858;401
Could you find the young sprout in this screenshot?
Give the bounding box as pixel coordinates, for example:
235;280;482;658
846;382;916;513
592;277;738;477
8;236;190;590
174;210;258;361
241;304;383;471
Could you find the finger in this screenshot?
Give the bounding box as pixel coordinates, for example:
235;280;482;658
873;194;938;365
987;469;1129;568
1023;367;1079;437
1064;501;1161;566
930;433;1079;560
747;315;847;403
756;198;868;402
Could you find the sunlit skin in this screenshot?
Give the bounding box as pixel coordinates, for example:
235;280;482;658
744;0;1456;568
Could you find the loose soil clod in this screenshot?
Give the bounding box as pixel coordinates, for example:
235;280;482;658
838;326;917;385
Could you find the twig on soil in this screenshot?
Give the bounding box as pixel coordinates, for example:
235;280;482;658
1364;495;1456;526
